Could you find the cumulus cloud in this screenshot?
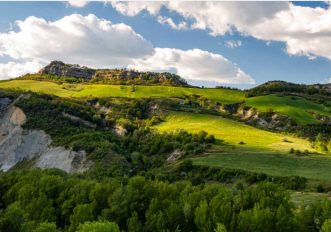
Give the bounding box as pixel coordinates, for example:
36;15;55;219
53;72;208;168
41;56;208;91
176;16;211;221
157;16;187;30
67;0;89;8
0;14;254;85
111;1;331;61
0;61;44;80
0;14;154;68
129;48;255;84
225;40;242;49
110;1;163;16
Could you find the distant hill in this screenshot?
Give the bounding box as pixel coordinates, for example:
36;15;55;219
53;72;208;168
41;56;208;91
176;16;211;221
247;80;331;97
21;61;189;86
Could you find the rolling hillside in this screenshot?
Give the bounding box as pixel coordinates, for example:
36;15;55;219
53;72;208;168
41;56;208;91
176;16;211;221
155;111;313;153
154;112;331;180
246;94;331;125
0;79;245;104
0;65;330;181
1;79;330;125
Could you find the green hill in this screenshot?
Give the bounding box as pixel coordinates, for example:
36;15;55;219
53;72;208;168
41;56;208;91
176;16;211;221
0;79;245;104
245;94;331;125
154;111;331;180
154;111;314;153
1;79;330;125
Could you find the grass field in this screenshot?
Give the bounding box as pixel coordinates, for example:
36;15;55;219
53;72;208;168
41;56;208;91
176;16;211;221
154;111;331;180
193;152;331;181
155;111;315;153
1;80;329;125
245;94;331;125
0;80;244;104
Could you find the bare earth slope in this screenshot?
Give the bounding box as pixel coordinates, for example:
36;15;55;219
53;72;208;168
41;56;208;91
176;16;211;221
0;100;90;172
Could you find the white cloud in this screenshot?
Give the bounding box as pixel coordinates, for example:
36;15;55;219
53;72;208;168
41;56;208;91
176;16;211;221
0;14;254;85
129;48;255;84
0;61;44;80
110;1;163;16
325;77;331;83
157;16;187;30
111;1;331;61
68;0;88;8
225;40;242;49
0;14;154;68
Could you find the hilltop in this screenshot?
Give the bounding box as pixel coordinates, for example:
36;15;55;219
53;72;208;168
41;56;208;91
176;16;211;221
247;80;331;97
21;61;189;86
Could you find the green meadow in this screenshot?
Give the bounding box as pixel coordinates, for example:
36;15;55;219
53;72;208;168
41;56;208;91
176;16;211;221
154;111;331;180
246;94;331;125
0;80;244;104
155;111;314;153
193;152;331;181
1;80;330;125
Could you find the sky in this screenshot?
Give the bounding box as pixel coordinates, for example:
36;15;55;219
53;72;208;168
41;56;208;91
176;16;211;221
0;1;331;88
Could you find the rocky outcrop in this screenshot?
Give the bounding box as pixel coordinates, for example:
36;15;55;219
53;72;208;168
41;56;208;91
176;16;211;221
113;124;127;137
37;61;189;86
0;102;90;172
39;61;96;79
236;106;292;130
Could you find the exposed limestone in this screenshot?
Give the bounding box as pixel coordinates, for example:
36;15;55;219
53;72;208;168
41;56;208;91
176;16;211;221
239;107;292;130
35;148;90;173
167;149;182;162
39;61;95;79
0;102;90;172
38;61;188;86
113;124;127;137
62;112;96;128
10;107;26;125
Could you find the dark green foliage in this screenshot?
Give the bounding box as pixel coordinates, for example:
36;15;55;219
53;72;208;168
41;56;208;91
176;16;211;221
15;93;214;177
164;163;307;190
76;221;119;232
246;81;330;98
0;169;328;232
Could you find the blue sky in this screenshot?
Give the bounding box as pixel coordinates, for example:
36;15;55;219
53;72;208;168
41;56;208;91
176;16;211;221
0;1;330;88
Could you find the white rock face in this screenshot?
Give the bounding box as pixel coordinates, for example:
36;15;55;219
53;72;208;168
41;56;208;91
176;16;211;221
0;105;90;172
35;147;88;173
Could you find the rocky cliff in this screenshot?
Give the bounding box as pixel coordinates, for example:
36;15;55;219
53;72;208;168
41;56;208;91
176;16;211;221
39;61;96;79
0;96;91;172
37;61;189;86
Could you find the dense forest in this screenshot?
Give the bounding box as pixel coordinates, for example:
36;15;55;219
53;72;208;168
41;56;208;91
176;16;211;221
1;169;331;232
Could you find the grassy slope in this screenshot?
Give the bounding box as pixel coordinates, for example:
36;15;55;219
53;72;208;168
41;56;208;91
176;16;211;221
154;112;331;180
2;79;331;180
245;94;331;125
155;112;314;153
1;80;330;125
0;80;244;104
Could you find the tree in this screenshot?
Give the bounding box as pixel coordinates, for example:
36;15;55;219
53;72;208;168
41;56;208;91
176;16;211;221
215;223;227;232
195;200;212;232
69;204;94;231
76;221;120;232
33;222;58;232
0;203;26;232
127;212;143;232
322;219;331;232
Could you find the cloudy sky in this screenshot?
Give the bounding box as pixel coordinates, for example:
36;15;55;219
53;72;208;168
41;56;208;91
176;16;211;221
0;1;331;88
